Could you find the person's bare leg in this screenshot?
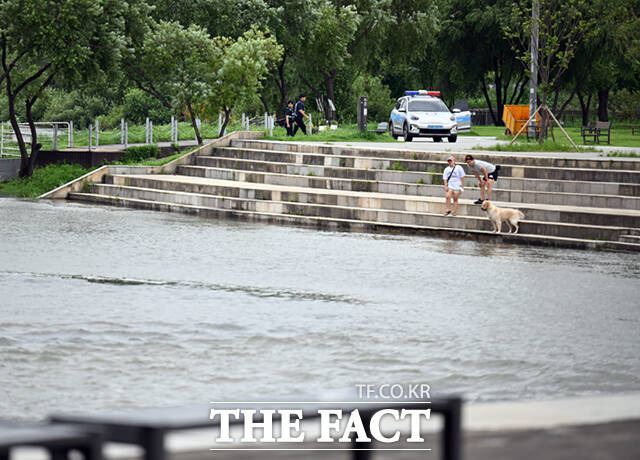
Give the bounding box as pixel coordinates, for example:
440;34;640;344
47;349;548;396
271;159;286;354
486;179;493;200
452;191;460;215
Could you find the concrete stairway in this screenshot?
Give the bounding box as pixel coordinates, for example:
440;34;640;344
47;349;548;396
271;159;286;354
67;137;640;251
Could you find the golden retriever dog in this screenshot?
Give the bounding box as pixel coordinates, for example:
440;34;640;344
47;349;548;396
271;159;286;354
480;200;525;233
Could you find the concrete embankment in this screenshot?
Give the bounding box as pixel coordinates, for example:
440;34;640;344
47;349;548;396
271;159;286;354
51;133;640;251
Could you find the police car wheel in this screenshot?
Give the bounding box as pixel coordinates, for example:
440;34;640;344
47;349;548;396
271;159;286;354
448;134;458;143
403;124;413;142
389;121;397;139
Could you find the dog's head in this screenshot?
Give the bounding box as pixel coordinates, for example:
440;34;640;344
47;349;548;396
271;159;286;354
481;200;492;211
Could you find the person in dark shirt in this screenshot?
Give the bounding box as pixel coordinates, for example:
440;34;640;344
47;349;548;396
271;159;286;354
285;100;296;136
293;94;309;136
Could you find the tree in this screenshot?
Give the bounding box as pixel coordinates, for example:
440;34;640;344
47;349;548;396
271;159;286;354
263;0;318;115
0;0;136;177
206;28;283;136
138;21;216;144
438;0;526;125
505;0;596;141
299;1;360;113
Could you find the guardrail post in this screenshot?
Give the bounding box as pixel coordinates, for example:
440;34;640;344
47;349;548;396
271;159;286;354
145;117;149;144
150;120;153;144
53;124;58;151
124;122;128;149
95;119;99;147
309;114;312;136
88;124;93;152
69;120;74;147
1;122;4;157
120;118;124;145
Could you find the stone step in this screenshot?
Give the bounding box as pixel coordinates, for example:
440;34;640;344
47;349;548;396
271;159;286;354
67;191;640;252
230;139;640;171
193;155;640;198
108;174;640;228
177;164;640;210
620;234;640;243
211;146;640;184
87;181;635;241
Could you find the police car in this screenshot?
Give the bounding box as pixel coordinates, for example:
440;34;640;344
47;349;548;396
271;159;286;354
389;90;459;142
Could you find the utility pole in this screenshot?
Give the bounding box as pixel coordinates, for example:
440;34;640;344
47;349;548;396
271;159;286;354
529;0;539;138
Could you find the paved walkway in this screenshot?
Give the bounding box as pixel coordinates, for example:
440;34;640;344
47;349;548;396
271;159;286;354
296;135;640;160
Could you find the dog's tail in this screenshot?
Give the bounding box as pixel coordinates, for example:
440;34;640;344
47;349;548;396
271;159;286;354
517;210;525;219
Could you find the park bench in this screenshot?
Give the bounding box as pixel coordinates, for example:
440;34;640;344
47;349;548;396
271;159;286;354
581;121;611;144
0;424;102;460
52;396;462;460
632;126;640;135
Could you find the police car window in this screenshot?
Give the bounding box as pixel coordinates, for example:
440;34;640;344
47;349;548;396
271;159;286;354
408;100;449;112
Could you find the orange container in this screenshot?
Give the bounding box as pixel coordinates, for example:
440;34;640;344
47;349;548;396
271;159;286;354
502;105;540;135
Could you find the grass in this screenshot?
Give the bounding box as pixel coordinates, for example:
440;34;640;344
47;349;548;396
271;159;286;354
0;145;199;198
460;124;640;149
0;163;92;198
264;124;398;142
475;139;599;153
606;151;640;158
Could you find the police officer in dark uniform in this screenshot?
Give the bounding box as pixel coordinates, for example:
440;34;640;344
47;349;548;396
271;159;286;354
285;100;296;136
293;94;309;136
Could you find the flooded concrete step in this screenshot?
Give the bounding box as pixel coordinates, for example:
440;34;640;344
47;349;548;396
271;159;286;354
67;191;640;252
230;139;640;171
107;174;640;228
620;234;640;243
85;182;635;241
177;164;640;210
193;156;640;197
210;147;640;184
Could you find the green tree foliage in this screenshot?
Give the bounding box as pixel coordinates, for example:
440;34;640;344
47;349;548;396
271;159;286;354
437;0;526;125
505;0;596;140
300;2;360;113
138;21;216;144
0;0;140;176
346;74;394;123
206;28;283;136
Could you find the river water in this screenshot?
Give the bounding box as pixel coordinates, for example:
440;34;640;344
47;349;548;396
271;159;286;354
1;197;639;420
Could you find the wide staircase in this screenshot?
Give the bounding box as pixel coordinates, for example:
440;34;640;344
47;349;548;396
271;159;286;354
68;137;640;251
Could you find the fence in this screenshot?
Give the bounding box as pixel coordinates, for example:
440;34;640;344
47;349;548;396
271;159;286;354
1;122;72;157
1;114;299;156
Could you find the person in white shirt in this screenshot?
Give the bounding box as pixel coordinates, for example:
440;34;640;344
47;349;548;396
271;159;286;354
443;155;465;216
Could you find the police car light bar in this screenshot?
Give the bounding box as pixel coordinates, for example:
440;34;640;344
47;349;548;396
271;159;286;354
405;90;441;96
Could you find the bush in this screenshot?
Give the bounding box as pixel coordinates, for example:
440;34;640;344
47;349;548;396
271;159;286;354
120;145;159;163
344;74;394;124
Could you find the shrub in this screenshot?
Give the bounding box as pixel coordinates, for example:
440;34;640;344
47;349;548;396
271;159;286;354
120;145;159;163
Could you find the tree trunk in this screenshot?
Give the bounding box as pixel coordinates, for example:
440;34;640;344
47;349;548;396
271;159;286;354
25;99;41;177
577;90;592;126
480;79;498;125
272;56;287;117
259;94;270;114
539;91;548;145
186;102;202;145
323;71;338;121
219;107;231;138
597;89;609;122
